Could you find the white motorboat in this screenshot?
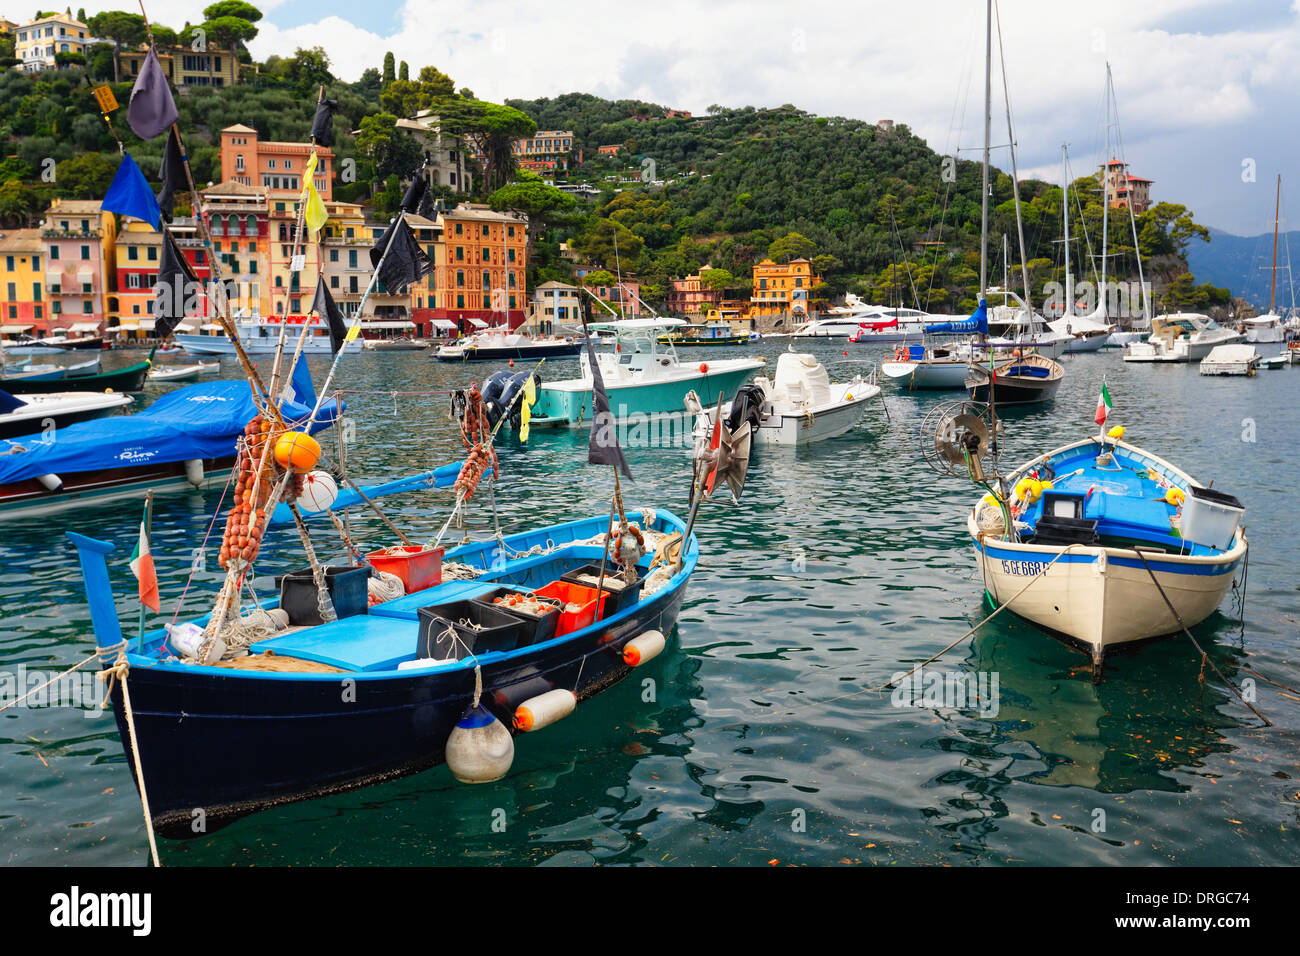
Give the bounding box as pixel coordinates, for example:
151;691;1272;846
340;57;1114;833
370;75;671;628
689;351;881;446
176;315;362;356
1242;314;1287;344
148;362;221;383
1124;314;1243;363
1199;344;1260;376
434;328;583;361
528;319;765;427
0;389;133;439
365;337;429;351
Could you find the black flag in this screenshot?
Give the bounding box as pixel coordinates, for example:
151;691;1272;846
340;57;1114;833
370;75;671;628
153;230;198;341
310;275;349;354
585;332;632;479
369;217;432;295
157;127;185;223
309;97;338;147
400;174;427;216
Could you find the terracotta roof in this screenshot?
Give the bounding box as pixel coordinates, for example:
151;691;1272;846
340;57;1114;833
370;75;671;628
202;179;266;198
0;228;41;252
46;199;104;215
222;124;257;134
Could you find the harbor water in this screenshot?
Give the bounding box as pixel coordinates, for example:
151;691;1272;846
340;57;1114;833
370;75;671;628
2;340;1297;866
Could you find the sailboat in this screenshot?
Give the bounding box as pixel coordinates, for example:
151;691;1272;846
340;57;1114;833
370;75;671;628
1046;145;1114;352
1243;175;1293;347
963;0;1064;406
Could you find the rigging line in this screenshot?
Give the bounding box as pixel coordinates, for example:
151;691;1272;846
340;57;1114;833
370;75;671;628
887;201;921;312
1066;152;1101;291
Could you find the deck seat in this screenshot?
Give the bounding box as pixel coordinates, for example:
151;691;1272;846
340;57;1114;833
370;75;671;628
367;580;499;621
253;614;420;671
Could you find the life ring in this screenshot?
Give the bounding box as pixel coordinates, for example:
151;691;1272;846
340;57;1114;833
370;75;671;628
893;346;907;361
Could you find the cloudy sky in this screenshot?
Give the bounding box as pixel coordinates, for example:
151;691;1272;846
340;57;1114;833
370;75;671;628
73;0;1300;235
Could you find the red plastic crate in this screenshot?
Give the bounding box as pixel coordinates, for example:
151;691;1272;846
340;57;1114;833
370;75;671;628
366;545;443;593
533;580;607;635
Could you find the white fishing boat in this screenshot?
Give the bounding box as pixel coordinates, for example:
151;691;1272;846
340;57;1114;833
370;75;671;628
1123;314;1243;363
964;429;1245;679
148;362;221;383
688;351;881;446
1199;344;1260;376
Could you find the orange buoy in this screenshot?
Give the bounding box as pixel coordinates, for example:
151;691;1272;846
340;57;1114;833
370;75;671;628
273;430;321;473
843;350;848;356
508;359;515;366
698;362;709;374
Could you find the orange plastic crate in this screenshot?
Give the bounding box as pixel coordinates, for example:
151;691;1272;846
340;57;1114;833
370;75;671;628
533;580;607;635
366;545;443;593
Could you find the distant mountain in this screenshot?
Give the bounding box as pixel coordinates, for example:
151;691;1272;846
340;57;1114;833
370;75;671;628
1186;226;1300;311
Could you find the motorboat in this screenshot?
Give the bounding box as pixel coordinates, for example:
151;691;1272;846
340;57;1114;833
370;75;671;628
657;321;749;346
364;337;429;351
176;315;363;356
435;327;583;361
529;319;764;427
1242;314;1287;344
688;351;882;446
881;340;979;390
148;362;221;383
0;389;133;440
1123;314;1243;363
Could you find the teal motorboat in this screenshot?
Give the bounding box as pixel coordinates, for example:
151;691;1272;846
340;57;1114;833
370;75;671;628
529;319;765;427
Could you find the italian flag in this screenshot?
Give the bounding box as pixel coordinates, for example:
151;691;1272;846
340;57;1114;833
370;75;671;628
1094;381;1112;426
130;521;160;613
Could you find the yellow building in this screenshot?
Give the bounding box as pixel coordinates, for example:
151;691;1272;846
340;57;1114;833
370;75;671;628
13;12;89;73
319;201;371;318
120;43;241;88
748;258;819;321
0;229;46;331
266;196;367;318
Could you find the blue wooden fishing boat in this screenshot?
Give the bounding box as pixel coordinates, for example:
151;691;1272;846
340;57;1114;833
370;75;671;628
68;508;695;837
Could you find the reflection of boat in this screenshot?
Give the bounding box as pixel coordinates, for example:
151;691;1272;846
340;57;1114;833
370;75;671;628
0;390;132;439
690;351;881;445
1123;314;1243;363
68;507;697;837
530;319;764;426
967;431;1245;677
0;368;338;519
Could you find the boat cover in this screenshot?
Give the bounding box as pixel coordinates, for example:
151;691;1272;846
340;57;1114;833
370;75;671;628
0;358;339;484
926;300;988;335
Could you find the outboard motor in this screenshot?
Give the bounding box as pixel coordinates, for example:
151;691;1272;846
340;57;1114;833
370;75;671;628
725;383;766;434
481;368;542;428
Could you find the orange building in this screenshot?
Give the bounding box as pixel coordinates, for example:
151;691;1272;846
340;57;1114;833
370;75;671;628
1101;158;1153;213
411;203;527;334
220;125;334;201
749;258;819;320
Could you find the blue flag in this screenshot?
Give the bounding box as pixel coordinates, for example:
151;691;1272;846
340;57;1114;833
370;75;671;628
101;153;160;230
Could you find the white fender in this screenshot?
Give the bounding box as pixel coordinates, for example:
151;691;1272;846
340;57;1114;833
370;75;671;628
513;689;576;732
184;458;205;488
37;473;63;492
623;630;665;667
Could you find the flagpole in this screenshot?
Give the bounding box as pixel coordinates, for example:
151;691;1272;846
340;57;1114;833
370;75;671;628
136;0;277;421
137;489;153;652
308;211;409;422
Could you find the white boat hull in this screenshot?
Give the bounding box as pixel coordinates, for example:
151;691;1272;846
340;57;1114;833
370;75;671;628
881;361;969;389
970;517;1244;653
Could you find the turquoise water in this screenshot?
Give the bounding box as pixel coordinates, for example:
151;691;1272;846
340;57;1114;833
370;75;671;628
2;341;1297;866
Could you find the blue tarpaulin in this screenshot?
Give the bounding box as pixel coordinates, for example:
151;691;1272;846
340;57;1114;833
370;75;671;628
925;299;989;335
0;360;339;485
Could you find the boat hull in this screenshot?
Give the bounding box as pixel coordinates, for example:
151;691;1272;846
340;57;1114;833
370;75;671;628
880;361;969;389
965;362;1062;405
0;361;150;394
971;525;1242;652
435;341;583;361
532;364;759;426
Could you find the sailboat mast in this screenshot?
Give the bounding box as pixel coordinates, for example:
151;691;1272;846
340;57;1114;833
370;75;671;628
1062;144;1072;319
1271;173;1280;313
980;0;992;296
1100;76;1109;316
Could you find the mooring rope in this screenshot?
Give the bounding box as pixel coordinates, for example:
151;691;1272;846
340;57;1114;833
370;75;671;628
0;643;122;714
95;646;161;867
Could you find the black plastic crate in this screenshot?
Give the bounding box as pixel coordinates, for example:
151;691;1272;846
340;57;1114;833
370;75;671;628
415;599;526;660
277;565;370;627
560;563;646;618
472;587;562;646
1030;514;1099;546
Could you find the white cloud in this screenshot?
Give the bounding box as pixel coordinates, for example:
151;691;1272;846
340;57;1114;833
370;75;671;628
72;0;1300;233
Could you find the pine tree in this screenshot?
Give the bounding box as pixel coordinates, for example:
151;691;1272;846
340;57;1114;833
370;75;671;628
382;51;395;87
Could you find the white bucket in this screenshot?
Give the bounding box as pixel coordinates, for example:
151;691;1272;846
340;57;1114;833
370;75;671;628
1180;486;1244;551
